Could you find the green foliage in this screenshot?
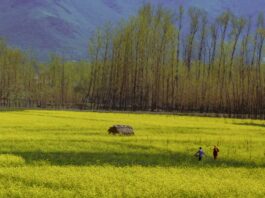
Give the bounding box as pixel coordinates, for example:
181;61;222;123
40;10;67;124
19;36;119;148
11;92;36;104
0;4;265;115
86;4;265;114
0;43;91;107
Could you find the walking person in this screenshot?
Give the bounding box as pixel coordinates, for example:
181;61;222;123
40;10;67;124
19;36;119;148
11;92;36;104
213;146;219;160
195;147;205;161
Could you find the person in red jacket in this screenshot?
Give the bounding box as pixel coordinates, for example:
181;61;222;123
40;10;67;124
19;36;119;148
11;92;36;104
213;146;219;160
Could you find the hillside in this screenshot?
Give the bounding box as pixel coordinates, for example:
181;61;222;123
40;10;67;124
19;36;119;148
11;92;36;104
0;0;264;60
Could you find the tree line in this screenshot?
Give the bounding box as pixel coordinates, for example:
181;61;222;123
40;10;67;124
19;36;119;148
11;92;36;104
0;4;265;117
0;40;91;108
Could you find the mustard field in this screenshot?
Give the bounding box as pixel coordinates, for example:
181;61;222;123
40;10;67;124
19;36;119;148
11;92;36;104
0;110;264;197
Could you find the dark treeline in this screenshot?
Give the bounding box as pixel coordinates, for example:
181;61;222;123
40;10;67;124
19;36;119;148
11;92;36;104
0;4;265;117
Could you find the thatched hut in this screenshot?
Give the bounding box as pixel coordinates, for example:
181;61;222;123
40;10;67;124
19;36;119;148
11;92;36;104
108;125;134;136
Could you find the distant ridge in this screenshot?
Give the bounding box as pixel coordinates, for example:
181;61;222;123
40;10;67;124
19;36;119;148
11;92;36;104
0;0;264;60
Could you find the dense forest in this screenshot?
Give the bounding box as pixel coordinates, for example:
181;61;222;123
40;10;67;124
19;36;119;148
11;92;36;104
0;4;265;117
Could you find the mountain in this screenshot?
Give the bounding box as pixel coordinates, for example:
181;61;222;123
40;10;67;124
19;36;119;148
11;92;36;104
0;0;264;60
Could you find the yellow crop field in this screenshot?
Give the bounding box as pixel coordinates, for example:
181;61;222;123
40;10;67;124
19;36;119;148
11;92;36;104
0;110;264;197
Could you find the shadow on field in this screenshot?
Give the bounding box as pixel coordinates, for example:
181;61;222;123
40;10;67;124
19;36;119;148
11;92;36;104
0;108;25;112
1;151;263;168
234;123;265;128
